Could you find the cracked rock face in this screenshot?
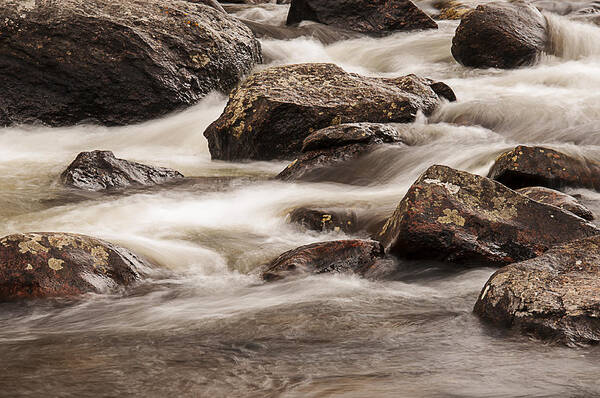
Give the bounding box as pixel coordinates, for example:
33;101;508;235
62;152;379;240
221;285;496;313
60;150;184;191
0;0;261;126
203;63;455;161
0;232;152;300
488;145;600;191
474;235;600;346
378;165;599;266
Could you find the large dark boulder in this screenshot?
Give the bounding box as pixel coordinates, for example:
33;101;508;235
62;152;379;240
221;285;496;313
516;186;594;221
204;63;454;161
289;208;358;233
378;165;599;266
451;1;548;69
286;0;438;34
488;146;600;191
277;123;406;181
262;240;387;281
474;236;600;345
60;150;184;191
0;0;261;127
0;232;152;300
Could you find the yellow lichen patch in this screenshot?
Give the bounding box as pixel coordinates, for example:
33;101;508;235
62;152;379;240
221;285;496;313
48;258;64;271
437;209;466;226
25;264;33;270
48;234;77;249
322;214;332;222
18;235;49;255
331;115;342;125
91;246;109;268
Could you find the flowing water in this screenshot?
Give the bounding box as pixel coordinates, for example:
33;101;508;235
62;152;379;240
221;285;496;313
2;4;600;397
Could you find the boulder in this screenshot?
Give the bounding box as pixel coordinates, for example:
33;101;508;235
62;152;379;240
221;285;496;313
378;165;600;266
262;239;386;281
0;232;151;300
289;208;358;233
474;236;600;345
516;186;594;221
204;63;455;161
0;0;261;127
451;2;548;69
286;0;438;34
488;146;600;191
60;150;184;191
277;123;406;181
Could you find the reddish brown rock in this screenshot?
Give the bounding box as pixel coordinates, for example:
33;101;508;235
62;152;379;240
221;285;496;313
516;186;594;221
451;2;548;69
0;232;151;300
474;236;600;345
289;208;358;233
286;0;438;34
262;240;387;281
378;165;599;266
203;63;454;161
488;146;600;191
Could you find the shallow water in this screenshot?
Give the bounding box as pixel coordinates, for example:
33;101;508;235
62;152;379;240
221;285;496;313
2;3;600;397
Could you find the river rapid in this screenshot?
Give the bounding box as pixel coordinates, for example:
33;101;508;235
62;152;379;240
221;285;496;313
2;3;600;397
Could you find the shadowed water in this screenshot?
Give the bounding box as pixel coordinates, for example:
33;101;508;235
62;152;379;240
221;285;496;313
1;3;600;397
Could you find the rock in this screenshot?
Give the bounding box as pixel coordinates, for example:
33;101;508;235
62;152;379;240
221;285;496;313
378;165;600;266
474;236;600;345
0;0;261;127
277;123;406;181
262;239;386;281
239;18;360;45
289;208;358;233
204;63;455;161
451;2;548;69
516;186;594;221
286;0;438;35
0;232;151;300
487;146;600;191
60;151;184;191
434;0;479;20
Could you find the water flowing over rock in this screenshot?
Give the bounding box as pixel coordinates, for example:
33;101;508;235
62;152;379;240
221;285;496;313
451;1;548;69
474;236;600;346
0;0;261;127
277;123;406;181
288;208;358;233
0;233;151;300
488;146;600;191
262;239;387;281
286;0;438;34
60;151;184;191
378;165;599;266
516;186;594;220
204;63;455;161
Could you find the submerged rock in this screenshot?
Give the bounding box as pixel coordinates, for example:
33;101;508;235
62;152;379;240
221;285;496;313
262;239;387;281
451;2;548;69
488;146;600;191
60;150;184;191
204;63;455;161
0;232;151;300
289;207;358;233
378;165;599;266
474;236;600;345
286;0;438;34
0;0;261;127
516;186;594;220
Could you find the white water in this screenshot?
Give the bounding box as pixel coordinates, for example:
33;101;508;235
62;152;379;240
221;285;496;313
2;4;600;397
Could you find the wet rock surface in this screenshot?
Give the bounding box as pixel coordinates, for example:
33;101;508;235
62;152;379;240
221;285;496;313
286;0;438;34
289;207;358;233
262;239;387;281
474;235;600;345
60;151;184;191
0;232;151;300
0;0;261;127
451;1;548;69
488;146;600;191
204;63;454;161
516;186;594;220
378;165;600;266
